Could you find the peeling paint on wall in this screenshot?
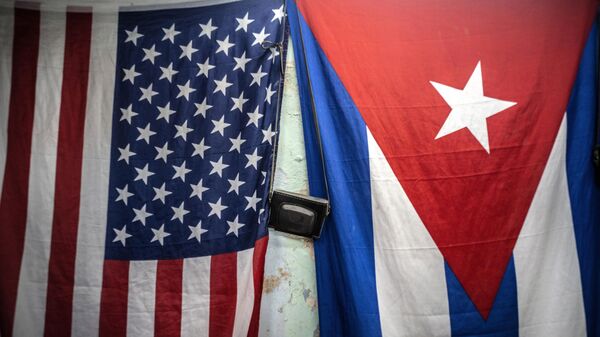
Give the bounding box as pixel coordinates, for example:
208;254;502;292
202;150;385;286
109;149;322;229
258;41;320;337
263;267;291;294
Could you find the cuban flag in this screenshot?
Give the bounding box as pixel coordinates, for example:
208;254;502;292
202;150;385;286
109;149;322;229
288;0;600;336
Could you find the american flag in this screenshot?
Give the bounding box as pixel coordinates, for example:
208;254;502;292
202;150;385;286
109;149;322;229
0;0;285;336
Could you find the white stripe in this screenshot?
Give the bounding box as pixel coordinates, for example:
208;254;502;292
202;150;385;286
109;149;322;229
513;116;586;337
12;9;65;337
71;9;117;337
127;261;158;337
18;0;239;13
0;6;13;194
118;0;239;12
368;128;451;337
181;255;211;337
232;247;255;337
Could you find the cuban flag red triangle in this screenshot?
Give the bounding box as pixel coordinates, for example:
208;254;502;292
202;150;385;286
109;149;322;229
297;0;596;318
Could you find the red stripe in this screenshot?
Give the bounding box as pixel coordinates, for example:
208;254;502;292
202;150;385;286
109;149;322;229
43;11;92;337
0;7;40;337
209;251;238;337
247;236;268;337
99;260;129;337
154;259;184;337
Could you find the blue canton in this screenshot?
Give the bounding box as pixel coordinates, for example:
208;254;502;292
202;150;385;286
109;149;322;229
105;0;285;260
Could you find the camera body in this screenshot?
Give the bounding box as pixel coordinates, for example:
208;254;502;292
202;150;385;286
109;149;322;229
268;190;329;239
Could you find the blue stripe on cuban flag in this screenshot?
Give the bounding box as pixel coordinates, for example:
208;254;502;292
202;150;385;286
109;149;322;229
568;21;600;337
445;257;519;337
287;2;382;336
288;0;600;336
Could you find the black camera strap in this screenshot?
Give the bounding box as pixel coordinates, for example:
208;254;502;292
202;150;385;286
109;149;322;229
299;31;331;208
292;6;331;205
267;3;331;212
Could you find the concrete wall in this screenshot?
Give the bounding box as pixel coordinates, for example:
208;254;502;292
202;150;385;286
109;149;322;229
258;42;320;337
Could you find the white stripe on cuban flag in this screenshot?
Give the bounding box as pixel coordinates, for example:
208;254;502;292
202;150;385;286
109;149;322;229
513;116;586;337
368;128;451;337
71;8;118;336
12;8;65;337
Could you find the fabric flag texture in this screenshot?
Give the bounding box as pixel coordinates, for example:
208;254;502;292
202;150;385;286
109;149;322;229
0;0;285;336
288;0;600;336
